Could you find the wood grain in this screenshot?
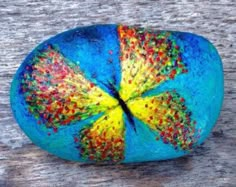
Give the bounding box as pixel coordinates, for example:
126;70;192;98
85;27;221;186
0;0;236;186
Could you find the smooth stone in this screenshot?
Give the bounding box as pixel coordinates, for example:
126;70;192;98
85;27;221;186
10;24;224;163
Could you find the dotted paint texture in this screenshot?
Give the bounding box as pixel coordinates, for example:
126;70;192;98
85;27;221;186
11;25;223;163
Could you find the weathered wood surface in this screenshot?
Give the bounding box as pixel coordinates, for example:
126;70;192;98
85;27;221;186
0;0;236;186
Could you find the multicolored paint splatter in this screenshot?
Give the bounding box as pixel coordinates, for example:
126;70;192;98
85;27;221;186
11;24;224;163
21;46;118;129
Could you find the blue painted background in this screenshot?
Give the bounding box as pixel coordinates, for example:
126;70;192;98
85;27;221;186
10;25;224;163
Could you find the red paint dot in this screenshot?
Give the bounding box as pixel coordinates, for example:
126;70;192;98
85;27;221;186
175;45;179;50
182;69;188;73
74;137;79;143
53;128;58;133
90;83;94;88
180;98;185;102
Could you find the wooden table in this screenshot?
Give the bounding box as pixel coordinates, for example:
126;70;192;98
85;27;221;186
0;1;235;186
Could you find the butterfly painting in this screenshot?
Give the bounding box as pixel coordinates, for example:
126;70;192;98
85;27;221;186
11;25;223;163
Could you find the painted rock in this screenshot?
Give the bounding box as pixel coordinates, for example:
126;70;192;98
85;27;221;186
10;24;223;163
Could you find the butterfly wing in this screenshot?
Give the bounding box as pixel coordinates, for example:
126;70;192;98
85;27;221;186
21;46;118;128
78;106;125;162
128;91;195;150
117;25;188;101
